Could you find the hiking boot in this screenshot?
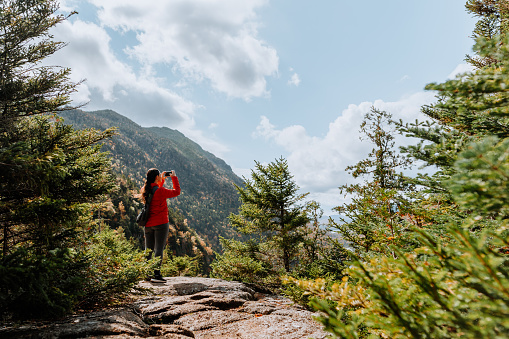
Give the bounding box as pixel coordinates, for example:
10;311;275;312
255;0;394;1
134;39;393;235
151;270;166;283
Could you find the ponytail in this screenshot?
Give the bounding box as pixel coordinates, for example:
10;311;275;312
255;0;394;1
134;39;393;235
141;168;160;204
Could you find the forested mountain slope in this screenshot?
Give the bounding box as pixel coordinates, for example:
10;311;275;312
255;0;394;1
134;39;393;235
61;109;244;251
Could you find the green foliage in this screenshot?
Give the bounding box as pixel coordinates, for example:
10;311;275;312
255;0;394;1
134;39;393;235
211;237;279;286
396;33;509;196
425;37;509;136
0;227;155;319
213;162;335;299
0;0;143;320
228;157;309;273
297;217;509;338
310;300;369;339
296;15;509;339
282;201;347;308
79;227;153;308
449;136;509;218
283;260;345;310
161;253;201;277
465;0;509;68
212;160;337;294
0;114;116;254
0;0;78;133
0;247;87;319
347;107;412;188
0;0;116;255
330;107;416;261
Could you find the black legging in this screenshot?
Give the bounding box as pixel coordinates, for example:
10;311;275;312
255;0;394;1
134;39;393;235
144;223;170;267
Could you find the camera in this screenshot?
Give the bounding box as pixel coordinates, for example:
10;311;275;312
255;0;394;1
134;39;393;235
164;170;173;177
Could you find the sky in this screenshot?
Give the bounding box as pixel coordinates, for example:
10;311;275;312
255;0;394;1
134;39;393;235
52;0;477;215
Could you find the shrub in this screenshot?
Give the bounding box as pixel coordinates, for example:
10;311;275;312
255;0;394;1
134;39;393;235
0;247;87;319
161;254;202;277
78;227;154;308
210;238;282;289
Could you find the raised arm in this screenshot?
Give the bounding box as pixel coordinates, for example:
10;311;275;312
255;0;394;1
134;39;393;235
160;175;180;199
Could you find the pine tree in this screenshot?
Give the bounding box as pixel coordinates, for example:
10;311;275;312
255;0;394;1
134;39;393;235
330;107;415;260
395;3;509;195
465;0;509;68
0;0;127;318
0;0;79;134
295;3;509;337
392;1;509;237
0;0;116;255
0;115;116;254
228;157;309;272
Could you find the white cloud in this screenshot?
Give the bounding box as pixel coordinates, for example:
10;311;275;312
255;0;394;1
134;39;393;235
448;63;475;79
58;0;80;12
47;19;229;157
86;0;278;100
52;20;134;102
399;75;410;82
288;73;301;86
254;91;436;214
50;1;277;156
48;20;191;121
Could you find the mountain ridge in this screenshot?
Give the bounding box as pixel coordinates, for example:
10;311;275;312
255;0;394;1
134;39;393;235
60;109;244;251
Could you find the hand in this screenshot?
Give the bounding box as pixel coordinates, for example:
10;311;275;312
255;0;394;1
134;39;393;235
170;170;176;177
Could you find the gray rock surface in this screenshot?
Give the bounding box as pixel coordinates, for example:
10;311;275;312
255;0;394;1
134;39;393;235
0;277;329;339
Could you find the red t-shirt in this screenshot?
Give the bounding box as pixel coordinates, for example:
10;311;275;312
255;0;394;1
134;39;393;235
145;176;181;227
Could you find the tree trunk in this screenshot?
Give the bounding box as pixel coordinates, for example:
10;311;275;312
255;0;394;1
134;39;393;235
283;250;290;272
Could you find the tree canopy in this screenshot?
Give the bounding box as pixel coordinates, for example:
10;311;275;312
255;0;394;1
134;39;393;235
229;157;309;272
294;2;509;337
0;0;146;319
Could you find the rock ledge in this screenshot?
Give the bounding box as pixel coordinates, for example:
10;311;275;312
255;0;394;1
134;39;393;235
0;277;328;339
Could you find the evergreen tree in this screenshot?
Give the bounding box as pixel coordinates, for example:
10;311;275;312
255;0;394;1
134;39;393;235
0;0;139;318
295;4;509;337
465;0;509;68
330;107;415;260
397;1;509;174
347;107;411;190
228;157;309;272
0;0;116;254
0;115;116;254
391;1;509;237
0;0;79;134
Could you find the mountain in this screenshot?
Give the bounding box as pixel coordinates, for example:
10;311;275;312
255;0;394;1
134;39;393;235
60;109;244;252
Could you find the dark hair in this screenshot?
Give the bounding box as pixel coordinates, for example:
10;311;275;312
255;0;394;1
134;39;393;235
141;168;160;204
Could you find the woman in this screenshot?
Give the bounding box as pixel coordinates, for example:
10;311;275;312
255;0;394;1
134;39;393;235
141;168;181;283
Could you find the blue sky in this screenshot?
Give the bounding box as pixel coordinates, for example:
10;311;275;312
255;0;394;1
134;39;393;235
53;0;476;214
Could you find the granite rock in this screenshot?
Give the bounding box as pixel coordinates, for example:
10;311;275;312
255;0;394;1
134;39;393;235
0;277;329;339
